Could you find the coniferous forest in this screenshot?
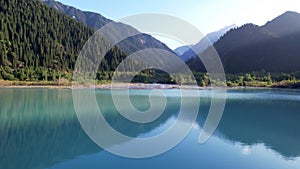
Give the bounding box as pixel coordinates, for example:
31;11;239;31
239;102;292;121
0;0;131;83
0;0;300;88
0;0;91;81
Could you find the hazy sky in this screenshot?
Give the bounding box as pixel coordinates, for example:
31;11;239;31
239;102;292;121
58;0;300;49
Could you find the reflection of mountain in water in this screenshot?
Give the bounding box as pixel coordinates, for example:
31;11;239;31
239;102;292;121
0;89;178;169
0;89;299;169
0;89;98;169
197;89;300;158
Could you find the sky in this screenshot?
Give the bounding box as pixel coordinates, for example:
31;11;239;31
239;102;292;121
58;0;300;49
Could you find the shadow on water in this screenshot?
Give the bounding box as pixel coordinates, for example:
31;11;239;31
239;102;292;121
0;88;299;168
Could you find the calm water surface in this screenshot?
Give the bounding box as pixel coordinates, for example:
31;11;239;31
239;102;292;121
0;88;300;169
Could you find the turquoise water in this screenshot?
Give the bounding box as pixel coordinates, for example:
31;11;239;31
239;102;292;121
0;88;300;169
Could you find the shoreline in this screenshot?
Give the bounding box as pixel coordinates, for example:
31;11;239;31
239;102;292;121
1;80;298;90
0;82;274;90
0;83;203;90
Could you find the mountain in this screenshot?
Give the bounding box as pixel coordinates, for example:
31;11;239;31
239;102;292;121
42;0;111;30
42;0;174;55
174;45;192;56
263;11;300;37
206;24;237;43
187;12;300;73
0;0;130;81
179;24;236;61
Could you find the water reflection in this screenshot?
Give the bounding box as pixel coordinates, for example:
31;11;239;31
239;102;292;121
0;89;179;169
0;89;100;169
217;93;300;158
0;88;299;169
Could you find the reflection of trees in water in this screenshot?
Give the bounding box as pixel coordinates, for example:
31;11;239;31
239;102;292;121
0;89;75;127
0;89;299;169
96;93;181;137
0;89;99;169
0;89;178;169
208;98;300;158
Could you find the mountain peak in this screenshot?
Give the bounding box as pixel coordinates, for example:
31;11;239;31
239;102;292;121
43;0;173;56
206;24;237;42
282;11;300;15
263;11;300;36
